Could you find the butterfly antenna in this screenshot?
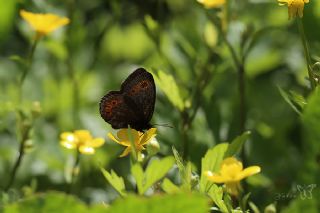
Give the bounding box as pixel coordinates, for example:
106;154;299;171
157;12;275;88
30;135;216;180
152;123;174;129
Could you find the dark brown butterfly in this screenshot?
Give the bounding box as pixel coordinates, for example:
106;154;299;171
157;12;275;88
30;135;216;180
99;68;156;131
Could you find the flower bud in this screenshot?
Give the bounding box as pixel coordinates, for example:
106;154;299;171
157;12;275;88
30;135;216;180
31;101;41;118
146;138;160;156
24;139;34;153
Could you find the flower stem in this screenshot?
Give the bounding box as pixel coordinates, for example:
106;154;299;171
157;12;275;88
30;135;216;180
210;13;247;165
181;111;190;161
5;36;39;192
210;14;246;130
66;0;81;127
127;127;138;163
4;124;31;192
297;18;316;90
18;38;39;101
238;63;246;134
68;149;81;193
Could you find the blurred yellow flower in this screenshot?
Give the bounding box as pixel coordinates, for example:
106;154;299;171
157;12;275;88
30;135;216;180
108;128;157;157
205;157;261;195
197;0;225;8
278;0;309;19
20;10;70;37
60;130;105;155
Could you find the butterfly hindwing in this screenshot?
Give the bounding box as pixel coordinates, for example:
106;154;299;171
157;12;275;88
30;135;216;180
99;91;140;129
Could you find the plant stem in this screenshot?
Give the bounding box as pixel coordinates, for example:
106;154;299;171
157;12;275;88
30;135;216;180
5;121;31;192
238;64;246;134
67;58;81;126
127;127;138;163
210;14;247;164
68;149;80;193
66;0;81;127
5;36;39;192
181;111;190;161
18;38;39;101
297;19;316;90
181;66;214;160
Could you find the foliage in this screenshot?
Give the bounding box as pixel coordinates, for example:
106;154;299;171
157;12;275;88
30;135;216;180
1;0;320;212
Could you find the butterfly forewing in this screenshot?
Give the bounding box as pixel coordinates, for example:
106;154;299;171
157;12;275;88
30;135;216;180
121;68;155;123
99;68;156;131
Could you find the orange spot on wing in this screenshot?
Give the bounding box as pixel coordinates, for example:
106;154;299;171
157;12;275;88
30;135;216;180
130;80;150;95
104;98;122;117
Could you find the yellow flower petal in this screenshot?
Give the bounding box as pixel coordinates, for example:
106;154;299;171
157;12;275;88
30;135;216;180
74;130;92;141
108;132;130;146
60;132;76;141
60;132;79;149
60;140;77;149
118;128;140;142
236;166;261;181
206;171;231;183
197;0;225;8
87;138;105;148
79;145;95;155
108;132;120;143
220;157;243;178
277;0;309;19
139;128;157;145
206;157;261;188
119;147;131;157
60;130;104;154
20;10;69;36
108;128;158;157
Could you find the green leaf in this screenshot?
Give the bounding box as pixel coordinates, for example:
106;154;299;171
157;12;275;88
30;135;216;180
240;192;251;212
224;131;251;158
144;157;175;192
3;192;106;213
248;202;260;213
172;147;192;190
101;168;127;197
199;143;229;193
152;70;185;111
207;184;229;213
278;87;306;115
131;157;174;195
161;178;181;194
182;162;193;190
172;146;184;172
131;164;145;195
8;55;27;67
107;193;208;213
301;89;320;183
223;193;233;212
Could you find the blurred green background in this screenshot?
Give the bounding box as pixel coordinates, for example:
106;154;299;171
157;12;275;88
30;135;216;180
1;0;320;211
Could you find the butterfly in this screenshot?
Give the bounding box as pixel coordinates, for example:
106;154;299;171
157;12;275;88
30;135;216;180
99;68;156;132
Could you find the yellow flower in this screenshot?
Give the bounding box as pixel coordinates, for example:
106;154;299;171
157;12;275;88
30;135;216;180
20;10;70;37
278;0;309;19
108;128;157;157
60;130;105;155
205;157;261;195
197;0;225;8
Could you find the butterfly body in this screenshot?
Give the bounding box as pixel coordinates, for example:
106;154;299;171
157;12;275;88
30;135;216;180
99;68;155;132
